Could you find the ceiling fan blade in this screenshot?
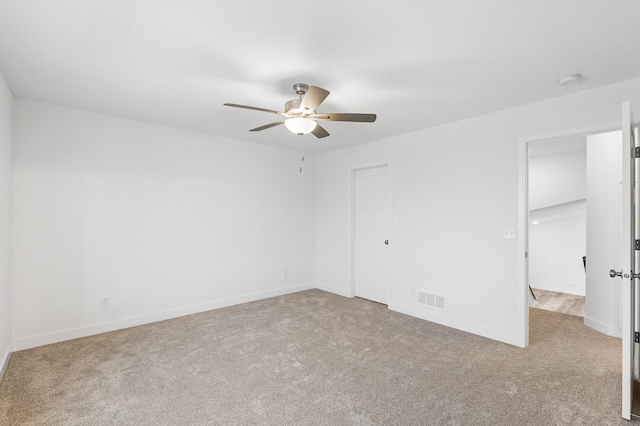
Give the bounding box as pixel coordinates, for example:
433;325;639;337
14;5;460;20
300;86;330;113
249;121;285;132
311;124;330;138
314;113;377;122
224;103;288;117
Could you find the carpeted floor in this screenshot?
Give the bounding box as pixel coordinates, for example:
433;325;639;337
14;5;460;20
0;289;632;425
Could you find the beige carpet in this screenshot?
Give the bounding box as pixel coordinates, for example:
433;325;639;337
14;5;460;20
0;289;631;425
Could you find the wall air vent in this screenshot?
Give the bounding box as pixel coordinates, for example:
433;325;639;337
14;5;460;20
417;291;446;310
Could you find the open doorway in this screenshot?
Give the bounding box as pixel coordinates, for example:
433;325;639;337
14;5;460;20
527;137;587;318
519;105;639;420
525;129;624;338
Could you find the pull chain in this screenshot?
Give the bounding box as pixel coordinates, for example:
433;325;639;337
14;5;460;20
299;134;304;173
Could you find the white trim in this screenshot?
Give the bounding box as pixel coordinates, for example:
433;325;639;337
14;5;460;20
12;283;314;351
390;302;522;347
349;161;393;305
0;349;10;384
349;168;356;299
520;121;622;145
388;161;394;306
518;120;622;348
315;281;353;298
584;315;622;338
517;132;529;348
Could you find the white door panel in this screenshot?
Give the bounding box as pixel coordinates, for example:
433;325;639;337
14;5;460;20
620;101;636;420
354;166;390;304
585;131;622;337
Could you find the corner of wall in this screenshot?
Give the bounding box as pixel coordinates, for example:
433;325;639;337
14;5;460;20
315;281;353;298
0;67;13;384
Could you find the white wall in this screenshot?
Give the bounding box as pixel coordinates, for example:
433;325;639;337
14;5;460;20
315;77;640;346
528;205;586;295
528;148;586;211
12;99;316;350
0;70;12;375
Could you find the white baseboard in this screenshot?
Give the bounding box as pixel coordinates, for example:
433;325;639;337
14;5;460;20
584;315;621;338
389;302;523;347
13;282;315;351
315;281;353;298
0;348;10;384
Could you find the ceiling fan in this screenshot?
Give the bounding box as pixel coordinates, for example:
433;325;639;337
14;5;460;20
224;83;376;138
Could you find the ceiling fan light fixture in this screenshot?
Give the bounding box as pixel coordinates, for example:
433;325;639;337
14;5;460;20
285;117;317;136
224;83;376;139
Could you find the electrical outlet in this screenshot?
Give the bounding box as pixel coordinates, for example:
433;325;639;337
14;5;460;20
283;268;288;278
100;295;110;307
410;286;416;295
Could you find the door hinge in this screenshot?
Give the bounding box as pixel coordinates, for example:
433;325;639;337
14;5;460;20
635;147;640;158
636;239;640;251
635;332;640;343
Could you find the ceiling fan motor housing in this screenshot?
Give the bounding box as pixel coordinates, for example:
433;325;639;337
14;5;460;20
293;83;309;96
285;99;304;116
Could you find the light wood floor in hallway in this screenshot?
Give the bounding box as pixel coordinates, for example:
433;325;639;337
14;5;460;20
531;288;585;317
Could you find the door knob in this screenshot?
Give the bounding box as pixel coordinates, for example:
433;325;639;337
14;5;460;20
610;269;623;279
384;240;389;245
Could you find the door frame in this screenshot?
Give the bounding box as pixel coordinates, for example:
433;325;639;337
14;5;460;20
517;120;621;348
350;161;393;304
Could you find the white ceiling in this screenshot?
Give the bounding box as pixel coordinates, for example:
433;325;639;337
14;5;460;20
0;1;639;154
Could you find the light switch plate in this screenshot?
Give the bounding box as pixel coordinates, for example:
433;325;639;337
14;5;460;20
502;227;516;239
